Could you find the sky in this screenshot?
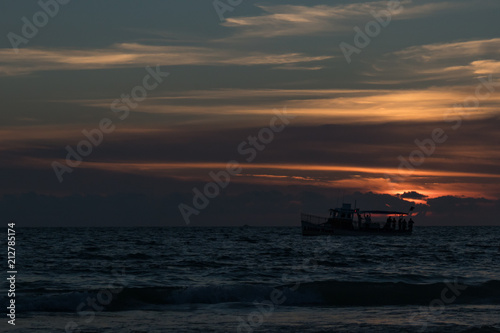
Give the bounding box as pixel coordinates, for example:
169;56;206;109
0;0;499;226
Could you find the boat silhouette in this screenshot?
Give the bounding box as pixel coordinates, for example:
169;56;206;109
301;203;415;236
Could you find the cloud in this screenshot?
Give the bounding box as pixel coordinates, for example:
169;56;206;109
271;64;325;71
66;161;500;181
72;86;500;125
426;195;493;212
367;38;500;84
394;38;500;61
0;43;332;76
398;191;428;200
454;60;500;76
22;157;498;201
423;196;500;225
220;1;457;39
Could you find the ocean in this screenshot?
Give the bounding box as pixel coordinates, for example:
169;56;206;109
2;226;500;332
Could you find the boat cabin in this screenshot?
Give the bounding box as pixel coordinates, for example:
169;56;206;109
329;203;356;220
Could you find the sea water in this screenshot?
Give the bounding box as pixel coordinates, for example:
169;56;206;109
2;226;500;332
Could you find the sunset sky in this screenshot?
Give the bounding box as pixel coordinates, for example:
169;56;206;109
1;0;499;226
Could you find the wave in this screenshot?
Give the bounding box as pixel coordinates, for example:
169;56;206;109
460;327;500;333
295;279;500;306
8;280;500;312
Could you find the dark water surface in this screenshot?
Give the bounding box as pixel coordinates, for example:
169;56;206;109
2;226;500;332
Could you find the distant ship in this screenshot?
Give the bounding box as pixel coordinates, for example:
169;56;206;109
301;203;415;236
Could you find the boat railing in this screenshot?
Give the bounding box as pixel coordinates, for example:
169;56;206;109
301;213;329;225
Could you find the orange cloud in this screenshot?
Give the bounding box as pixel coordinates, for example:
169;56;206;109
37;160;497;199
72;87;500;125
0;43;332;76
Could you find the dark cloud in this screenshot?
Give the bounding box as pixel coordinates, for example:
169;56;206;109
399;191;428;200
5;117;499;170
426;196;494;214
4;189;497;227
422;196;500;226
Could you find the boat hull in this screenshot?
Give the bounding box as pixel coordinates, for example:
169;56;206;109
301;220;412;236
301;221;336;236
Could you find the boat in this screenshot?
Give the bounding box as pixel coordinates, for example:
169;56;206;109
301;203;415;236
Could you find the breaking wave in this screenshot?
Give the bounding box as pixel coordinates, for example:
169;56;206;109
9;280;500;312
